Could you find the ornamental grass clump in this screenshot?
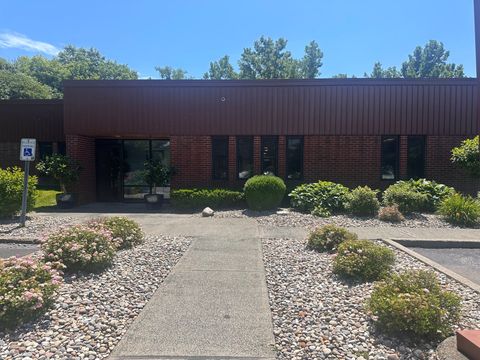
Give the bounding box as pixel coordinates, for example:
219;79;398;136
42;225;116;272
366;270;462;339
89;217;144;249
438;193;480;227
378;205;405;223
0;256;63;329
333;240;395;282
307;224;358;253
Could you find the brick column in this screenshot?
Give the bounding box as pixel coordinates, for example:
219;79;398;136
253;136;261;175
66;135;96;204
278;136;286;179
399;136;408;180
228;136;237;181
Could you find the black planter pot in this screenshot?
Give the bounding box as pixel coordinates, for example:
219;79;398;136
144;193;164;210
56;193;76;209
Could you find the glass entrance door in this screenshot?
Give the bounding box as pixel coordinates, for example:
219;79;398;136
96;140;122;201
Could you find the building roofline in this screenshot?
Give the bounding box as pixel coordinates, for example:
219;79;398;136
0;99;63;105
63;78;478;88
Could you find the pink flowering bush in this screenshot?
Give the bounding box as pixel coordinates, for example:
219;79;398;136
88;217;144;249
0;256;63;329
42;225;116;272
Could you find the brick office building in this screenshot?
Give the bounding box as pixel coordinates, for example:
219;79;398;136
0;78;479;204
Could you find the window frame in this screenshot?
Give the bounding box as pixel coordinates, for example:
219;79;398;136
380;135;399;181
236;136;254;180
211;136;229;180
261;136;278;176
286;136;304;181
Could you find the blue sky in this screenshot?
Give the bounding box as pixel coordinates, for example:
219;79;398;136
0;0;476;78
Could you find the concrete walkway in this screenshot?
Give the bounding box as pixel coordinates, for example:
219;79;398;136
110;217;275;360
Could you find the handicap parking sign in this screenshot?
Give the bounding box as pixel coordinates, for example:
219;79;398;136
20;138;36;161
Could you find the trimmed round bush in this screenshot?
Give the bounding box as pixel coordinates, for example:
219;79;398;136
333;240;395;281
171;188;244;210
289;181;350;213
378;205;405;223
438;193;480;227
0;167;38;218
346;186;380;216
367;270;462;339
42;225;116;272
90;217;144;249
307;224;358;252
244;175;286;211
0;257;62;329
383;182;428;214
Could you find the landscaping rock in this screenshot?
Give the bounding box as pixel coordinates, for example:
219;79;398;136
0;215;76;242
0;234;191;359
202;207;214;217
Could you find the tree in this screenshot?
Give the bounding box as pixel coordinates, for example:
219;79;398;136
401;40;464;78
0;70;56;99
155;66;188;80
203;55;238;79
365;62;401;78
300;41;323;78
451;136;480;177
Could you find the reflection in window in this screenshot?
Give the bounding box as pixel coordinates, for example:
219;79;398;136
212;137;228;180
286;136;303;180
407;136;425;179
39;142;53;160
237;136;253;179
381;136;399;180
261;136;278;175
123;140;149;189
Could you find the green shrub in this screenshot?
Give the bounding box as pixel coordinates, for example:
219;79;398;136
0;167;38;218
346;186;380;216
36;154;81;193
244;175;286;211
311;205;331;218
307;224;358;252
89;217;144;249
171;188;244;210
451;136;480;178
42;225;116;272
383;182;428;214
289;181;350;213
367;270;462;339
438;193;480;227
333;240;395;281
0;256;62;329
402;179;455;212
378;205;405;223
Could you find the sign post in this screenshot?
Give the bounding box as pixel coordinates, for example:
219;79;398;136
19;138;36;227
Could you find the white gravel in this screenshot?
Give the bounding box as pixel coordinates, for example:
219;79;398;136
262;236;480;360
0;216;77;242
0;234;191;359
214;209;462;229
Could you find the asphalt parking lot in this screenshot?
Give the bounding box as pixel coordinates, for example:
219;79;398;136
411;247;480;286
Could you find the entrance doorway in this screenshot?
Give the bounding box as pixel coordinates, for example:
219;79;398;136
95;139;170;202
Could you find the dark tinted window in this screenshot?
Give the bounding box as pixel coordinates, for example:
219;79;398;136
57;142;66;155
237;136;253;179
261;136;278;175
212;136;229;180
407;136;425;179
39;142;53;160
286;136;303;180
381;136;399;180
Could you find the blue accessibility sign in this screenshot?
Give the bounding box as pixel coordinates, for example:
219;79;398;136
23;148;33;157
20;138;36;161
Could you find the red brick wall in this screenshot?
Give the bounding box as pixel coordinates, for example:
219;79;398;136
66;135;96;204
0;142;20;169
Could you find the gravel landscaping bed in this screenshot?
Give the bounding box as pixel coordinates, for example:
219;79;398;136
0;234;191;360
262;237;480;360
0;216;77;242
215;209;460;229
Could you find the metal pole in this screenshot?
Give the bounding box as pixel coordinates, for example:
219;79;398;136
20;161;30;227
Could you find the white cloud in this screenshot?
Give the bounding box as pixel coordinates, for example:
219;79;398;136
0;31;59;56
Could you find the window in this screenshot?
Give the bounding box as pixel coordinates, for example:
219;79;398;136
286;136;303;180
261;136;278;175
407;136;425;179
212;136;229;180
57;142;66;155
237;136;253;179
38;142;53;160
381;136;399;180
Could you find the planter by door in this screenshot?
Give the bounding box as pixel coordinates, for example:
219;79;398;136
56;193;76;209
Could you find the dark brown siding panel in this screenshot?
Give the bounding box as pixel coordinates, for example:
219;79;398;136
63;79;478;137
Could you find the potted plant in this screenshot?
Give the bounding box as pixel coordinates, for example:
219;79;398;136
142;159;171;209
36;154;81;209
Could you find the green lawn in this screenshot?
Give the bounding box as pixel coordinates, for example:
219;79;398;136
35;189;61;209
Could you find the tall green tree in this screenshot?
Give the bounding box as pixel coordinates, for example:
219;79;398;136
0;70;56;99
365;62;401;78
300;41;324;78
203;55;238;79
155;66;188;79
